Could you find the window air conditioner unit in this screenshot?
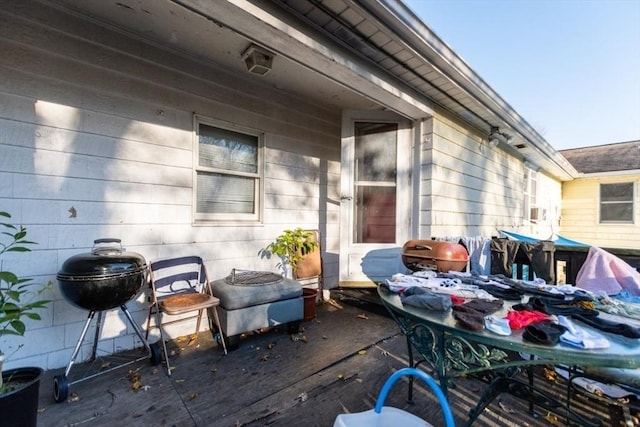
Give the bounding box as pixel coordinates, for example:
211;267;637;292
530;207;546;222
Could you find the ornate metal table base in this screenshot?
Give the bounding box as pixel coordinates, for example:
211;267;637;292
465;375;602;427
378;285;640;426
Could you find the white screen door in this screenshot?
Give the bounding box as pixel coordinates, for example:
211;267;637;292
339;111;412;286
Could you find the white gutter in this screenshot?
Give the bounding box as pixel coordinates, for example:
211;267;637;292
361;0;578;180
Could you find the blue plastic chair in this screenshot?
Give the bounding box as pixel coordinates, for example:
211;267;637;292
333;367;455;427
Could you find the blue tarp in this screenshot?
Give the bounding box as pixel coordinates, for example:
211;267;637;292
499;230;590;247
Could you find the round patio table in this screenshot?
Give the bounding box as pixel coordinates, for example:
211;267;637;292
377;283;640;426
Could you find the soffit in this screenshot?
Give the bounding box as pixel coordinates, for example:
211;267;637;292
45;0;577;179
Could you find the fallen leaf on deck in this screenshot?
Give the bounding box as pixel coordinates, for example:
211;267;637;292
300;335;307;343
297;392;308;402
357;313;368;320
260;354;270;361
128;369;143;390
68;393;80;403
175;379;185;383
544;412;560;425
542;366;557;381
267;342;276;349
189;392;199;400
338;374;344;380
358;350;367;355
497;400;514;413
211;367;218;373
327;298;343;309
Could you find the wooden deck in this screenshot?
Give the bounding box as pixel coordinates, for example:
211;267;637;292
36;290;631;426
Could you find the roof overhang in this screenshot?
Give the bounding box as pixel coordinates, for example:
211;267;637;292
48;0;577;179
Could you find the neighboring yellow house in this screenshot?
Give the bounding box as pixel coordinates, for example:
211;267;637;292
560;140;640;249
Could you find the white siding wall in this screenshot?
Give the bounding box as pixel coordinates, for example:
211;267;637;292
0;3;340;369
419;115;561;239
561;175;640;249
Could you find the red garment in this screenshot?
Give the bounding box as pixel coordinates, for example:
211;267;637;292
450;295;466;305
505;310;549;329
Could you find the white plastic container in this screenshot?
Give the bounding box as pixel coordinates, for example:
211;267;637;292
332;367;455;427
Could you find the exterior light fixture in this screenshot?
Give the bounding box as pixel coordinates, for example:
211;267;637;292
241;44;274;75
488;126;500;147
488;126;513;147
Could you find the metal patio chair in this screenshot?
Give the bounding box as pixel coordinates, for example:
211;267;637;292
146;255;227;375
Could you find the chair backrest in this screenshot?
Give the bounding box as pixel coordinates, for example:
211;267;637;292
294;230;322;282
149;256;208;298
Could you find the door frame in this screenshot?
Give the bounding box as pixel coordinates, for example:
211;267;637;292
339;110;414;287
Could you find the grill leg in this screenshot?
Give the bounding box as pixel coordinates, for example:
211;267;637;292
120;304;151;352
64;311;96;377
89;311;104;361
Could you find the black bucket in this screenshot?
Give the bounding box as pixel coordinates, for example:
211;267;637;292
0;367;43;427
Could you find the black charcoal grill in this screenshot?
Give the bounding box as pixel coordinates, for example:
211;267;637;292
53;239;160;402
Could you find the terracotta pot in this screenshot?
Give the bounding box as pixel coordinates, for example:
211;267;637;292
302;288;319;321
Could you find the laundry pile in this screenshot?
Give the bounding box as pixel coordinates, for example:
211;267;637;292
385;269;640;349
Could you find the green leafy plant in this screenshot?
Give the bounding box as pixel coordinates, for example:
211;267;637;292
263;228;318;276
0;211;51;391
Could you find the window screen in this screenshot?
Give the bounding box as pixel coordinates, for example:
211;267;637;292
600;182;634;223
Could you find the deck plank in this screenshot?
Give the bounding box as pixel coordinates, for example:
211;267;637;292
36;293;631;426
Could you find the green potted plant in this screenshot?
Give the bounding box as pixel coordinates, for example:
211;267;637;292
263;228;320;320
264;228;319;277
0;211;51;426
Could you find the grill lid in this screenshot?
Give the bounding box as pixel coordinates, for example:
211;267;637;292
57;238;146;280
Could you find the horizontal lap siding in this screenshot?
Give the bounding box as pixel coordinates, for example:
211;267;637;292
562;177;640;249
0;2;340;369
421;115;561;238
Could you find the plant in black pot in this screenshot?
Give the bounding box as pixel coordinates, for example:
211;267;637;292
0;211;51;426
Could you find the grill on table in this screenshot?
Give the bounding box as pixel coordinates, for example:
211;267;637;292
53;238;160;402
401;239;469;272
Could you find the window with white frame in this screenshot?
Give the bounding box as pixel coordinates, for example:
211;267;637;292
194;118;263;223
524;168;541;222
600;182;634;223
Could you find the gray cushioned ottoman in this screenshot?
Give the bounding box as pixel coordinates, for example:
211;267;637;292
210;273;303;349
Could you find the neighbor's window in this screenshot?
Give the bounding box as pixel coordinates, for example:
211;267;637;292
194;119;263;222
600;182;634;223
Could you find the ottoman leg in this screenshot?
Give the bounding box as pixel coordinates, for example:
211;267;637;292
287;321;301;334
225;334;241;351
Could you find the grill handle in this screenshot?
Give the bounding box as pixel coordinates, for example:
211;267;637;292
92;238;123;255
413;244;433;250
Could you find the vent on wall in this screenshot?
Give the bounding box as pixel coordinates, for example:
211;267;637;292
530;207;546;223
